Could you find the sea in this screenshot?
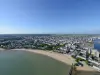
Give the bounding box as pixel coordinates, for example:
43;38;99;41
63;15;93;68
0;50;70;75
94;39;100;51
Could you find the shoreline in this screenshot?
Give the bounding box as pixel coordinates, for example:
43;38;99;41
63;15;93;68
11;49;95;70
12;49;75;65
0;48;98;74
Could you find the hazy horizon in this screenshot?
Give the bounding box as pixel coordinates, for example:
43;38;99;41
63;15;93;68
1;0;100;34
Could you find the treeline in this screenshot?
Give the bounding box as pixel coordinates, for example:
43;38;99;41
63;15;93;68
0;41;65;50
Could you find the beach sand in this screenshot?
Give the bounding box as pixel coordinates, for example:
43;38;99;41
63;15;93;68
76;66;100;75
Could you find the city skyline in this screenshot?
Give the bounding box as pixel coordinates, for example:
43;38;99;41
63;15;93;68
0;0;100;34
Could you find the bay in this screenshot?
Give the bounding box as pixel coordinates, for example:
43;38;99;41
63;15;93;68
0;50;70;75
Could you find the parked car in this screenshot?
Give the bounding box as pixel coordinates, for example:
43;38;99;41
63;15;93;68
74;62;84;67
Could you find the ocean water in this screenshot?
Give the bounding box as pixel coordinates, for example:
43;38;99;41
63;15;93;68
0;50;70;75
94;39;100;51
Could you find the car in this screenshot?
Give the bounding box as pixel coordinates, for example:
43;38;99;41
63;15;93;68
74;62;84;67
78;62;84;67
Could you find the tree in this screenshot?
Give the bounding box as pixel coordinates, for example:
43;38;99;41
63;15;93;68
86;51;89;61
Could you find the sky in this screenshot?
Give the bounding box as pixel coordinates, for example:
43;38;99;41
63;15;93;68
0;0;100;34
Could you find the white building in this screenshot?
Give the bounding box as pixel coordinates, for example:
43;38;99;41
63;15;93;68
88;59;100;71
91;49;99;58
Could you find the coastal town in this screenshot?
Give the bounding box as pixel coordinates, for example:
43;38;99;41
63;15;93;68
0;34;100;73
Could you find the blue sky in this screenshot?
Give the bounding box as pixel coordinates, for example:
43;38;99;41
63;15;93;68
0;0;100;34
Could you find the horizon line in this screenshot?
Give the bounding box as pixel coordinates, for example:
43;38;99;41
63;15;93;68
0;33;99;35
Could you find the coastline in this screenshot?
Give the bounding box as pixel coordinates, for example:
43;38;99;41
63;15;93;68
12;49;75;65
11;49;95;70
0;48;99;75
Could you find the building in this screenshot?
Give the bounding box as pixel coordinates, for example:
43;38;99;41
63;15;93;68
91;49;99;58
